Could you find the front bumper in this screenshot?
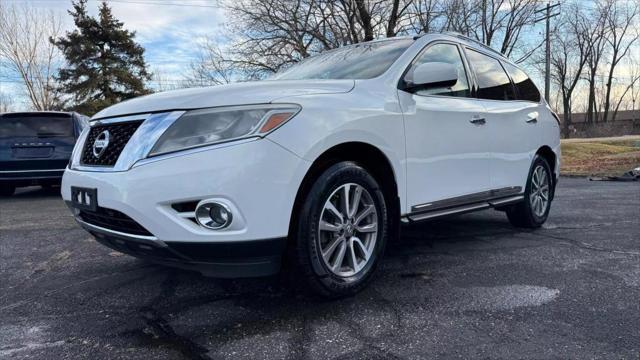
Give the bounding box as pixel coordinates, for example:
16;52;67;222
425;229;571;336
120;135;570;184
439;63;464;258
62;138;311;276
76;217;285;277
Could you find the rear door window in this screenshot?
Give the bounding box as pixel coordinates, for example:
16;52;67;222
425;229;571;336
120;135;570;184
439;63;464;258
502;62;541;102
465;49;516;101
0;115;74;138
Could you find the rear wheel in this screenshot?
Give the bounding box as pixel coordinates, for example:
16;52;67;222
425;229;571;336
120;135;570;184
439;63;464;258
0;183;15;197
293;162;388;298
507;156;553;228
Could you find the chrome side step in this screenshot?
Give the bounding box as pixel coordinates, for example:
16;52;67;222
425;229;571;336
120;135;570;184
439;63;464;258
488;195;524;207
405;195;524;223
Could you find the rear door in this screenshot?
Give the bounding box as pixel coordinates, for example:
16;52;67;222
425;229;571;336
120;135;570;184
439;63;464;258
0;113;76;171
398;42;491;212
464;49;540;194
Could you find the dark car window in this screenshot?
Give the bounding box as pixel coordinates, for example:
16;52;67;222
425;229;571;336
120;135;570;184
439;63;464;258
405;43;471;97
502;62;541;102
0;114;74;138
466;49;516;101
272;39;413;80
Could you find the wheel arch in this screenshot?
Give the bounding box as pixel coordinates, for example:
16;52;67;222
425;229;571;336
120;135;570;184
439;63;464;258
286;142;401;244
535;145;558;200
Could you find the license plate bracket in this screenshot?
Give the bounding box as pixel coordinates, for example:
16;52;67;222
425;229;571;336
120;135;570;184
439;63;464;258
71;186;98;212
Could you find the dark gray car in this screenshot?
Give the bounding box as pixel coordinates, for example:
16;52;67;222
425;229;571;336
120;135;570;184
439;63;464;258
0;111;88;196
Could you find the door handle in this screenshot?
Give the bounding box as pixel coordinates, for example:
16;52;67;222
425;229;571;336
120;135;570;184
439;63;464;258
526;112;538;123
469;116;486;125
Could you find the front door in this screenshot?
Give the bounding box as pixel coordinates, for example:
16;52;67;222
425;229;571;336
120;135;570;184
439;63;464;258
398;42;491;213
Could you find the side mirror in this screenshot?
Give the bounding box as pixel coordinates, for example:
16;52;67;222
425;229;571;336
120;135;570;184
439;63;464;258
404;62;458;92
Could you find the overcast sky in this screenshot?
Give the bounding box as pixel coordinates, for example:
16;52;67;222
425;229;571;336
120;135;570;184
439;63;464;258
1;0;638;112
2;0;227;109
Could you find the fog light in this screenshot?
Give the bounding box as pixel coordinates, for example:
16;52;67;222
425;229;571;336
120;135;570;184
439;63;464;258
195;201;232;229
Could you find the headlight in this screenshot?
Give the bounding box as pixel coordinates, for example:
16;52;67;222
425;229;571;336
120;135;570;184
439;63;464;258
148;104;300;156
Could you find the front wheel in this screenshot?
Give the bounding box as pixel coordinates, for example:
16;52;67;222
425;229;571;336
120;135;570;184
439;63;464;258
293;162;388;298
507;156;553;228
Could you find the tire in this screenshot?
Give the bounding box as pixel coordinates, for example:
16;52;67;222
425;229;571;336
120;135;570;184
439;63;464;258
293;161;388;298
0;183;15;197
506;155;553;228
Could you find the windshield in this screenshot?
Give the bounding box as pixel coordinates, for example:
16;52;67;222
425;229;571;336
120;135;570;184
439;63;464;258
0;115;74;138
272;39;413;80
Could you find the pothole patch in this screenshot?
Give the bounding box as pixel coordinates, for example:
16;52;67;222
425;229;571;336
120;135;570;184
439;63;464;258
458;285;560;311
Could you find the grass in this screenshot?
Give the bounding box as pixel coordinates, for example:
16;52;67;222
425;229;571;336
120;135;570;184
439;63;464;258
560;136;640;177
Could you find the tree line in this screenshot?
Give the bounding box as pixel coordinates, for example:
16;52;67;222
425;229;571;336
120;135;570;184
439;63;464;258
0;0;150;115
1;0;638;134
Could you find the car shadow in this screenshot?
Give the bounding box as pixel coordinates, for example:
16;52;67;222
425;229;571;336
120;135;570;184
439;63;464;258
138;212;519;300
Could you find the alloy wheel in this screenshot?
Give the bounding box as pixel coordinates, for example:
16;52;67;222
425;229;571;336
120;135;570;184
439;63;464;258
318;183;378;277
530;165;550;217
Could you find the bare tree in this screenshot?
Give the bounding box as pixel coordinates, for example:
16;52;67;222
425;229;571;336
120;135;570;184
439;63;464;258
209;0;416;79
406;0;446;34
185;37;235;86
149;68;191;93
548;3;592;138
482;0;539;56
609;55;640;120
601;0;639;122
222;0;328;77
584;3;609;124
0;91;14;113
441;0;481;36
0;2;63;110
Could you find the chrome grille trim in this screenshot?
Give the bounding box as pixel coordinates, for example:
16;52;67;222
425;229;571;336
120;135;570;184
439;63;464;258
69;111;185;172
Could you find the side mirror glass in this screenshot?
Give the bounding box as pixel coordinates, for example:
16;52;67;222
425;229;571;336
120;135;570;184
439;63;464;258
404;62;458;92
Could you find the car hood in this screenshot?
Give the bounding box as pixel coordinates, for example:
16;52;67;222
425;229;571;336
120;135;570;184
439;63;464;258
93;79;355;119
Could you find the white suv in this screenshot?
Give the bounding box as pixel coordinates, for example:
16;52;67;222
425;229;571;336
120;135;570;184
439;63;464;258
62;33;560;297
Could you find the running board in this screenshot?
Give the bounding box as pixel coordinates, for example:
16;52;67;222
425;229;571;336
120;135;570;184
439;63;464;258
405;195;524;222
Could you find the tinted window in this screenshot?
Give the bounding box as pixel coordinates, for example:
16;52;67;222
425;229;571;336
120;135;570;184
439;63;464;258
405;43;470;97
466;49;516;101
0;115;74;138
502;62;540;102
272;39;413;80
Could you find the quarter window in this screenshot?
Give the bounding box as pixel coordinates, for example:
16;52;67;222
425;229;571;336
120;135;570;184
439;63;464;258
466;49;516;101
405;43;470;97
502;62;541;102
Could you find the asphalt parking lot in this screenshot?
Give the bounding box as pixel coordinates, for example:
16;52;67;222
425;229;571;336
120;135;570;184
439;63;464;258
1;177;639;359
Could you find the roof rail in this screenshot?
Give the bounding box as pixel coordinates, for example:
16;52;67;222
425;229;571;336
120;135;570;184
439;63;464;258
442;31;506;58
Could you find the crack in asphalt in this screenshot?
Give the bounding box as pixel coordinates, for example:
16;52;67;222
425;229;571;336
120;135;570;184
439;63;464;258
533;231;640;256
126;273;213;359
0;265;155;312
133;306;213;360
121;272;243;359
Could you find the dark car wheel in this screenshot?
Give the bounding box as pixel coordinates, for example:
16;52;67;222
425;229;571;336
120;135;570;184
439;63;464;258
507;156;553;228
0;183;15;197
293;161;388;298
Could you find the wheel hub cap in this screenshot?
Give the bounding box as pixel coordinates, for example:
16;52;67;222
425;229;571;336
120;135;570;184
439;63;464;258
318;183;378;277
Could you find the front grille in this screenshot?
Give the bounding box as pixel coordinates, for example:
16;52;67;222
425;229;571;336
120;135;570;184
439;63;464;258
81;121;143;166
79;206;153;237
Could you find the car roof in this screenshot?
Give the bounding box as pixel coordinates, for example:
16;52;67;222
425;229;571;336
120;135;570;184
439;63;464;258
416;32;515;64
351;32;514;65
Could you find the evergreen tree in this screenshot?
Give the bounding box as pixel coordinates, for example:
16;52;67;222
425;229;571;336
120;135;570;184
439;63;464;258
52;0;151;115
